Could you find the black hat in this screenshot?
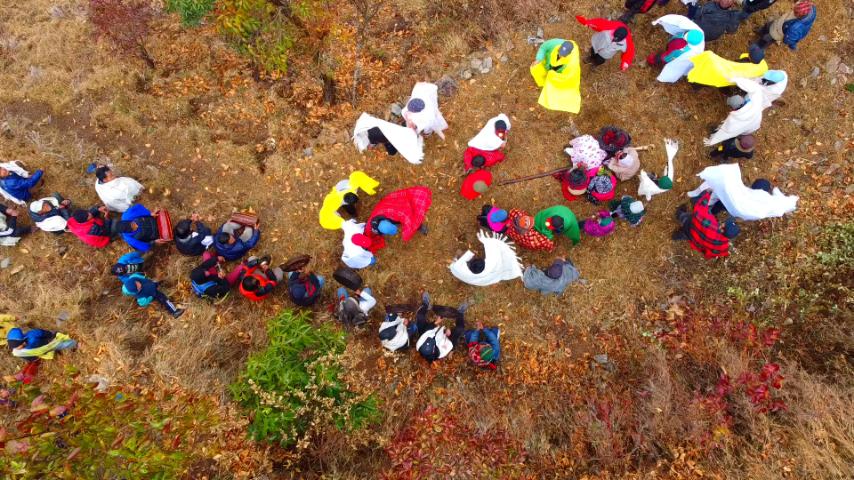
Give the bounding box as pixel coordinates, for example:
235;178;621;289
471;155;486;168
71;209;90;223
751;178;772;194
173;219;192;239
216;232;232;244
418;336;440;361
95;166;110;181
343;192;359;205
467;257;486;274
241;276;259;291
494;120;508;132
613;27;628;42
407;98;425;113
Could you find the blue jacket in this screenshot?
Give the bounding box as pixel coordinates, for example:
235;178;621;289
115;251;145;283
120;204;156;252
121;273;158;307
782;7;816;50
1;169;43;202
214;226;260;261
287;272;321;307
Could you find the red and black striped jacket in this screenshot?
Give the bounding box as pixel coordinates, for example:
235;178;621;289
688;192;730;259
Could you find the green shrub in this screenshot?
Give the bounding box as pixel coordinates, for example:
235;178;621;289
166;0;215;26
230;309;379;448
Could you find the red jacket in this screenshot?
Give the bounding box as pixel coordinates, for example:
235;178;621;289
463;147;505;171
364;186;432;252
688;192;730;259
576;16;635;70
67;218;111;249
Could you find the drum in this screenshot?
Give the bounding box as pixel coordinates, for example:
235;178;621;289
333;267;363;291
156;209;173;242
281;254;311;272
230;211;258;227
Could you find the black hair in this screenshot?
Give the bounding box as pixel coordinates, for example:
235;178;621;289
242;276;259;291
173;219;192;239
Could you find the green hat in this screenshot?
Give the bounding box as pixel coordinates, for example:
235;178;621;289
657;176;673;190
479;344;494;362
599;217;614;227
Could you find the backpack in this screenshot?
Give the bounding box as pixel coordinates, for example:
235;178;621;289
336;297;367;327
418;335;440;361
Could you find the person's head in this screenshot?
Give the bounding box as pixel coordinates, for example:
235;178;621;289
727;95;746;110
685;29;703;46
513;213;534;233
545;215;564;233
95;166;113;182
793;0;813;17
748;44;765;64
351;233;373;250
110;264;128;276
117;221;137;234
467;257;486;274
487;208;508;224
472;179;489;195
0;167;8;177
751;178;772;194
343;192;359;206
377;219;398;236
716;0;734;8
173;219;192;240
613;27;628;42
471;155;486;168
656;176;673;190
7;327;25;350
242;276;260;292
478;344;495;363
629;200;645;215
217;232;234;245
558;41;574;58
736;134;755;151
545;261;564;280
722;218;740;239
494;120;508;140
71;209;91;223
406;98;425;113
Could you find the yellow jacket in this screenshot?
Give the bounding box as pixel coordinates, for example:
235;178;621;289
319;171;380;230
687;51;768;88
530;40;581;113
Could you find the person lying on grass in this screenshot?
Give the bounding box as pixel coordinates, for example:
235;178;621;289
416;292;469;363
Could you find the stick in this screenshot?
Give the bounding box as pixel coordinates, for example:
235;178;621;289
497;166;571;186
633;144;655;151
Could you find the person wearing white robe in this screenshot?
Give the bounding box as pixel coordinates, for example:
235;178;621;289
449;230;523;287
401;82;448;139
651;15;706;83
94;166;143;213
468;114;510;151
340;219;375;269
28;196;70;232
705;72;787;146
352;112;424;165
687;163;798;221
638;138;679;201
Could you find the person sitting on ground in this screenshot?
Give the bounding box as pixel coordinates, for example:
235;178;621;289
597;126;633;160
67;206;117;248
121;272;185;318
587;168;617;204
609;196;646;227
576;16;635;70
580;211;617;238
379;306;420;353
606;147;641;181
7;326;76;362
110;251;149;283
341;219;376;269
319;171;380;230
236;256;283;302
565;134;608;171
534;205;581;245
415;293;469;363
0;204;31;246
117;204;164;252
464;114;511;172
710;134;754;162
93;164;143;213
477;204;509;234
0;161;43;204
620;0;670;23
505;208;555;252
335;285;377;327
523;257;581;295
214;218;261;261
465;321;500;370
672;191;740;259
401;82;449;139
288;265;324;307
753;0;816;52
28;194;71;233
685;0;749;42
173;213;213;256
190;251;241;300
554;167;590;202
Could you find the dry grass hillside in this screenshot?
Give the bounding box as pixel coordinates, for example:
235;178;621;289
0;0;852;478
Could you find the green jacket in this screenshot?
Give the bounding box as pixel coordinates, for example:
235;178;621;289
534;205;580;245
536;38;569;73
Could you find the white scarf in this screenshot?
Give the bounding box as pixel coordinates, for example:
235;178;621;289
0;212;21;246
652;15;705;83
95;176;143;212
0;161;31;205
340;219;374;269
449;230;523;287
29;197;68;232
687;163;798;221
379;316;409;351
637;138;678;201
704;77;768;146
352;112;424;165
401;82;448;139
468;114;510;151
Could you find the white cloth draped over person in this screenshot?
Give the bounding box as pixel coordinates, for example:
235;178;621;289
449;230;523;287
638;138;678;201
29;197;68;232
687;163;798;221
705;73;787;146
340;219;375;269
352;112;425;165
468;114;510;151
652;15;706;83
95;174;143;213
401;82;448;139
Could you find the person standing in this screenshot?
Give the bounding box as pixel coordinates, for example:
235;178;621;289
576;16;635;70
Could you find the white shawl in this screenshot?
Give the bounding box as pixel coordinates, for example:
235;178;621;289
340;219;375;269
449;230;523;287
401;82;448;139
468;114;510;151
95;176;143;212
0;212;21;246
686;163;798;221
29;197;68;232
652;15;705;83
760;70;788;109
638;138;678;201
704;77;767;146
0;161;31;205
352;112;425;165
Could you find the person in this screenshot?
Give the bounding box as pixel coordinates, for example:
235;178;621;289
684;0;749;42
610;196;646;227
606;147;641;181
565;134;607;171
7;327;76;362
173;214;213;256
705;74;787;146
753;0;816;51
415;294;468;363
449;230;523;287
738;0;776;15
0;161;43;204
477;205;509;234
576;16;635;70
319;171;380;230
580;211;616;237
93;164;143;213
620;0;670;23
686;163;798;220
335;286;377;327
189;251;234;300
341;219;376;269
28;195;71;233
648;15;705;83
464;114;511;172
460;170;493;201
522;258;580;295
363;186;432;253
553;167;590;202
110;251;148;283
121;272;185;317
710;134;754;161
465;322;500;370
214;218;261;261
237;256;284;302
352;112;424;165
638;138;679;201
530;39;582;113
117;204;164;252
672;191;739;259
686;50;768;88
534;206;580;245
401;82;448;139
379;307;420;352
288;265;324;307
505;208;555;252
0;204;30;246
587;168;617;204
597;126;633;159
66;206;117;248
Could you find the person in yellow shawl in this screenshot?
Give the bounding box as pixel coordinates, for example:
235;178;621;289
686;47;768;88
319;171;380;230
6;326;77;362
530;39;582;114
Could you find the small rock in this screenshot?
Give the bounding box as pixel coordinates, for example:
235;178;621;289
810;67;820;79
479;56;493;74
846;184;854;195
818;35;827;42
838;63;852;75
48;5;65;18
303;147;313;157
536;26;544;38
500;54;509;63
470;57;483;70
825;54;841;74
460;69;473;80
819;185;832;193
389;103;402;116
594;354;609;365
87;375;110;393
834;140;843;151
436;75;458;97
0;258;9;269
547;15;561;24
559;121;581;137
57;311;70;326
799;77;809;88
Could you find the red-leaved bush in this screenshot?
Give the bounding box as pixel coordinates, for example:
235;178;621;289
88;0;156;68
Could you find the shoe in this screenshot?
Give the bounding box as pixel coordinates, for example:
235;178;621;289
421;291;431;309
419;223;429;235
671;230;689;241
172;308;185;319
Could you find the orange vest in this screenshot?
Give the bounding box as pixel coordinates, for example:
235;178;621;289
238;268;275;302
